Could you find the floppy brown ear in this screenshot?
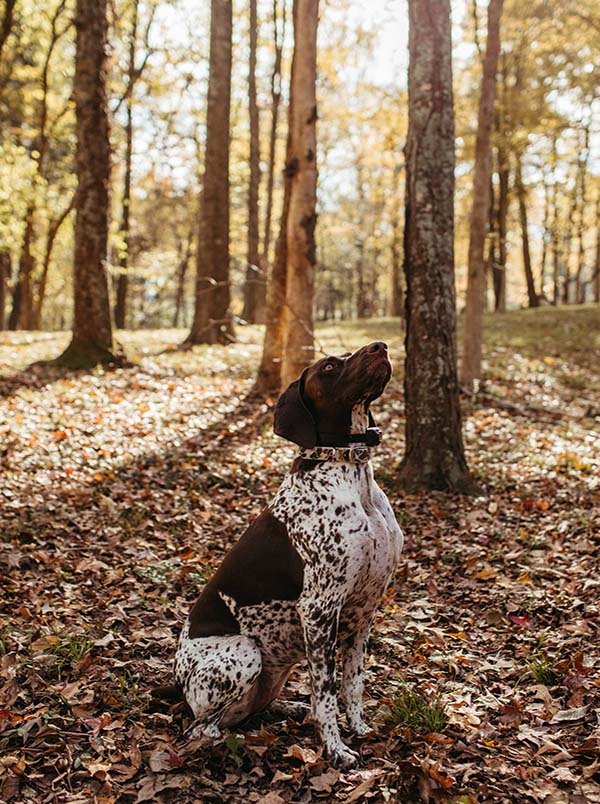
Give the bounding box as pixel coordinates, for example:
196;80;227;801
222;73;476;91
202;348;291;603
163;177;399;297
368;409;377;428
273;369;317;448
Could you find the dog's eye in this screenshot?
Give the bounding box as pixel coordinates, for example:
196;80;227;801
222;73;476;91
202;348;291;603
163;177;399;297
323;363;336;372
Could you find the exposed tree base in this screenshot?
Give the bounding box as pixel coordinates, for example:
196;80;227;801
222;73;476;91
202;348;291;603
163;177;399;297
183;318;236;347
395;453;482;495
46;339;124;370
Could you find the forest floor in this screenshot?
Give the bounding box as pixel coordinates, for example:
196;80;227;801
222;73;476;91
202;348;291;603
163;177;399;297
0;306;599;804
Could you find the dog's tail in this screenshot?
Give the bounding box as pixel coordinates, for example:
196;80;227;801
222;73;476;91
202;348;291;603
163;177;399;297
150;683;184;702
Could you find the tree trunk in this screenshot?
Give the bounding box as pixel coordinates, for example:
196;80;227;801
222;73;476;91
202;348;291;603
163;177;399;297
114;0;139;331
0;0;16;63
185;0;233;346
515;157;538;308
551;135;560;305
259;0;285;319
279;0;318;388
574;120;590;304
242;0;261;324
396;0;479;494
32;196;75;328
255;161;292;394
52;0;115;368
461;0;503;389
10;205;35;329
173;229;193;327
594;192;600;304
539;161;551;300
390;196;404;317
0;251;9;331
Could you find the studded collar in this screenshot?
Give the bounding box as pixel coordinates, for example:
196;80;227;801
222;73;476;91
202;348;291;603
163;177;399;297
297;445;372;464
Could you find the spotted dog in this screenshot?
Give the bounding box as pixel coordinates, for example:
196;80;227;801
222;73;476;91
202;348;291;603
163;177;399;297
167;342;403;768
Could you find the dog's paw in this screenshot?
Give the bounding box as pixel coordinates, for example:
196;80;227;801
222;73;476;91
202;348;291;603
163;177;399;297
348;718;373;737
329;743;360;770
185;720;221;740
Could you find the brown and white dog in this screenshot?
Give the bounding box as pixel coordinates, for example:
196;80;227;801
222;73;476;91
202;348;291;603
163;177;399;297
169;342;403;768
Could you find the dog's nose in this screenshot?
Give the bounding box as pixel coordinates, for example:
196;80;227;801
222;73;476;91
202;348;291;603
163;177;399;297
366;341;388;354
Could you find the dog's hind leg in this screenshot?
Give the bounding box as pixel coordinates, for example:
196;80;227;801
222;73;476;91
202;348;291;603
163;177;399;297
175;630;262;738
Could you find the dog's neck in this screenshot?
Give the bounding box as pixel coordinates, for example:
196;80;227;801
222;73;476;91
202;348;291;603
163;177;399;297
350;403;369;437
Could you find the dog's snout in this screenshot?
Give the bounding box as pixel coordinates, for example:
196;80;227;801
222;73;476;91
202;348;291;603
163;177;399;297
367;341;388;354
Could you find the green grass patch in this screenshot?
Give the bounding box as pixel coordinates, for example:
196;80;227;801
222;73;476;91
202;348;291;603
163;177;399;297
385;686;448;733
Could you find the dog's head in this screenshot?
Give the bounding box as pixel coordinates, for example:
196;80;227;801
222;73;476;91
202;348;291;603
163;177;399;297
274;342;392;448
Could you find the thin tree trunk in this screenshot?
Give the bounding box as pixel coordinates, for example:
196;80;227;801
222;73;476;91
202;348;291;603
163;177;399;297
280;0;318;388
0;251;9;330
0;0;16;64
114;0;139;330
255;161;293;393
574;119;590;304
461;0;503;389
397;0;479;494
33;195;75;328
551;135;560;305
242;0;261;324
259;0;285;316
52;0;115;368
185;0;233;345
173;229;193;327
539;162;551;300
390;185;404;317
515;156;538;308
594;192;600;304
10;205;35;329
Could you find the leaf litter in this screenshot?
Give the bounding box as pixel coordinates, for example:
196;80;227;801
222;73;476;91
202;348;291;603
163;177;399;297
0;313;599;803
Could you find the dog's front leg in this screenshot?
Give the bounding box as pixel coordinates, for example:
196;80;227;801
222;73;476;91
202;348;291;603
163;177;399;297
341;624;372;736
298;597;359;769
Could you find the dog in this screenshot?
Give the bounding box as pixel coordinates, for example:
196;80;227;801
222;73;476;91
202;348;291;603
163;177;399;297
165;341;403;768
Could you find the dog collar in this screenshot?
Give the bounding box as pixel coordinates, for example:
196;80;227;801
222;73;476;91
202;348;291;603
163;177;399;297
297;446;372;464
315;427;383;448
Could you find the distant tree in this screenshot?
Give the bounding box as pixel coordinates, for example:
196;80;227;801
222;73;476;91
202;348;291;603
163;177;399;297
461;0;503;390
0;0;17;65
0;251;8;330
514;156;539;308
397;0;479;494
241;0;261;325
260;0;286;298
185;0;233;345
255;45;293;394
52;0;115;368
279;0;318;388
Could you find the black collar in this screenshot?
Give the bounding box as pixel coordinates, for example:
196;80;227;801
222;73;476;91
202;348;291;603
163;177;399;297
315;426;382;448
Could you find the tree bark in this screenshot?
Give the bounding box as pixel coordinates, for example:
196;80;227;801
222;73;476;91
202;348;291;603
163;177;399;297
0;251;9;331
279;0;318;388
461;0;503;389
396;0;479;494
185;0;233;345
241;0;262;324
52;0;115;368
515;156;538;308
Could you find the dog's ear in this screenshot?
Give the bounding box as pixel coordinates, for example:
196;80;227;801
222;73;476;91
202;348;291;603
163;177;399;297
273;369;317;448
368;409;377;429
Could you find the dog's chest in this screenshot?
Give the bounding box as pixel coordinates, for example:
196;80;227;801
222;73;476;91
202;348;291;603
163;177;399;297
273;462;402;619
